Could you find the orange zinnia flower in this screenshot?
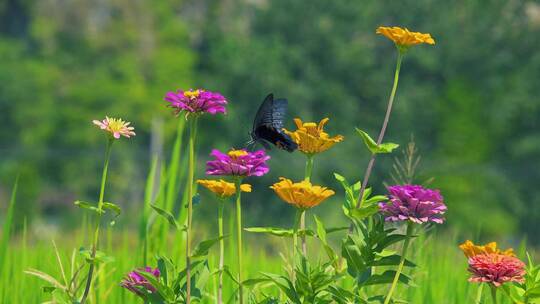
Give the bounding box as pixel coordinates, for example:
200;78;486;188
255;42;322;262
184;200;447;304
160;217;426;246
284;118;344;155
376;26;435;47
270;177;334;209
197;179;251;198
459;240;515;258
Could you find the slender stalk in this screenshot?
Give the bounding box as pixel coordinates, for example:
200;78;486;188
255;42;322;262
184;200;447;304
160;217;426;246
383;222;413;304
356;51;404;209
490;285;498;304
234;178;244;304
292;209;302;282
304;155;314;182
301;155;314;255
217;201;225;304
80;139;113;304
475;283;484;304
186;117;198;304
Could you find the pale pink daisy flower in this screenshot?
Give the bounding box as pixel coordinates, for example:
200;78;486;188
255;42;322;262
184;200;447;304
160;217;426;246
93;116;136;139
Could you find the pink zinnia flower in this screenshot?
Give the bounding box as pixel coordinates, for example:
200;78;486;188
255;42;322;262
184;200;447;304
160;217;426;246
379;184;446;224
468;253;526;287
120;267;160;298
164;89;227;116
93;116;136;139
206;149;270;177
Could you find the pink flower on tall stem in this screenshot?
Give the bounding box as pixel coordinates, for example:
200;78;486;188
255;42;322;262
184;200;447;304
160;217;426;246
468;253;526;287
164;89;227;116
93;117;136;139
120;267;161;298
206;149;270;177
379;184;446;224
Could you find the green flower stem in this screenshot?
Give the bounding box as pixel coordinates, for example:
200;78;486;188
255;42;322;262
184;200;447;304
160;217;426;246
186;117;198;304
475;283;484;304
356;51;403;210
217;200;225;304
292;208;302;282
80;138;113;304
490;285;498;304
304;155;314;182
383;221;413;304
301;155;314;255
234;178;244;304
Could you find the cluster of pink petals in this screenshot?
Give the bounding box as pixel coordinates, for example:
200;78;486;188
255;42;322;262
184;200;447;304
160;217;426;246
93;116;136;139
206;149;270;177
164;89;227;115
468;253;526;287
379;184;446;224
120;267;160;297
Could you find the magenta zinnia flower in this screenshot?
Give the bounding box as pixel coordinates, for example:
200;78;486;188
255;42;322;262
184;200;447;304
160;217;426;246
468;253;526;287
120;267;160;298
206;149;270;177
378;185;446;224
164;89;227;116
93;116;136;139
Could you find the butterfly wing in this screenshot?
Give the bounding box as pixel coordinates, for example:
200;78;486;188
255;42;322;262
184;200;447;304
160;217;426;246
269;98;288;130
250;93;297;152
253;93;274;132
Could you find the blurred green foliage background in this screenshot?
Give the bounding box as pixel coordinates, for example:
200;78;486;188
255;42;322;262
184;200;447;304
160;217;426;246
1;0;539;242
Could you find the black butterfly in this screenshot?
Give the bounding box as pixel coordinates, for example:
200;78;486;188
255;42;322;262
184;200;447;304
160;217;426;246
247;93;298;152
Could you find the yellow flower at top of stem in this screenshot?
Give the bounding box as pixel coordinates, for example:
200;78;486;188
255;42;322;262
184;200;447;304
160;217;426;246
284;118;344;155
197;179;251;198
376;26;435;48
459;240;515;258
270;177;335;209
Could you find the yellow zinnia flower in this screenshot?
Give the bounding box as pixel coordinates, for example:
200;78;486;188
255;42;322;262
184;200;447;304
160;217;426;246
197;179;251;198
270;177;335;209
284;118;344;155
459;240;515;258
376;26;435;47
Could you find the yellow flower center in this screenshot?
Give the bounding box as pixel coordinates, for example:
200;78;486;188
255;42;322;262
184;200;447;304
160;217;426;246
302;123;320;136
184;90;201;99
108;118;126;132
228;150;248;159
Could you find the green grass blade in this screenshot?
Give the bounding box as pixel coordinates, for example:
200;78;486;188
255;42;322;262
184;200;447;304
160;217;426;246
0;177;19;267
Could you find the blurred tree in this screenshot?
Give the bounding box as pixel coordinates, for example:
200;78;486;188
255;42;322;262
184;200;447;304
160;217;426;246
1;0;540;242
190;0;540;240
0;0;195;227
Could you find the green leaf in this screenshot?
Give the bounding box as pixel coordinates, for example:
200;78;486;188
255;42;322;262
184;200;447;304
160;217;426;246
356;128;399;154
78;249;114;265
314;215;337;262
51;289;71;304
244;227;294;237
260;272;301;304
350;203;380;221
341;235;367;278
333;173;347;184
370;255;416;267
191;236;225;258
73;201;101;214
378;142;400;153
102;202;121;226
42;286;57;293
137;270;173;301
151;204;181;230
361;270;413;287
102;202;121;215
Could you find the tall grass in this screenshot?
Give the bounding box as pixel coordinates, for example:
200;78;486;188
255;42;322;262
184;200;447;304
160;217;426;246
2;226;519;303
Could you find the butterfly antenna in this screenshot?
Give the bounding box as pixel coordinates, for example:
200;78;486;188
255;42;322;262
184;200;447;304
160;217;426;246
245;134;256;150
